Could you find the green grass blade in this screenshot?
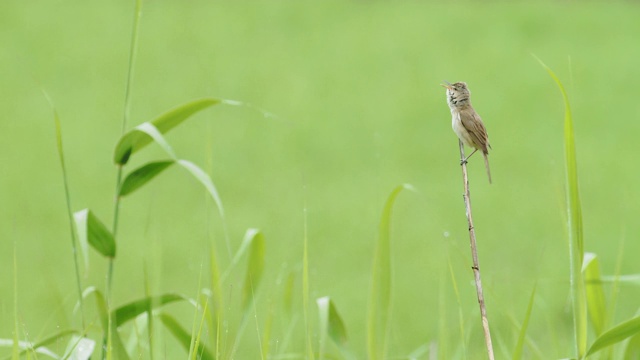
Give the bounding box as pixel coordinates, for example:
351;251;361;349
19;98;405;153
302;186;315;360
46;98;87;328
73;209;116;258
177;159;229;255
207;245;224;356
112;293;190;327
15;330;78;358
601;274;640;285
114;98;220;164
228;229;266;358
118;160;175;197
623;332;640;359
177;160;225;218
586;315;640;357
317;297;330;358
119;0;142;134
221;228;261;284
512;283;537;360
317;296;353;359
283;271;295;318
535;56;587;358
261;302;274;360
447;251;467;359
192;300;209;360
158;313;215;360
12;246;19;360
583;253;607;336
241;230;265;311
83;287;130;360
367;184;411;360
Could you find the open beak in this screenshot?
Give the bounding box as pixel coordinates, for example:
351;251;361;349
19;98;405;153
440;80;452;89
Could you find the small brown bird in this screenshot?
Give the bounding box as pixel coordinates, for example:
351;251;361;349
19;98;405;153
441;81;492;184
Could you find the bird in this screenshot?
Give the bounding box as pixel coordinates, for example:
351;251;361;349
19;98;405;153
441;81;492;184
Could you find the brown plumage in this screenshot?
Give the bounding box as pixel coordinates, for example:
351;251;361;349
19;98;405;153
441;81;492;184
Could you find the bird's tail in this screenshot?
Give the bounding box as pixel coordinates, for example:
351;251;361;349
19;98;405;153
483;152;492;184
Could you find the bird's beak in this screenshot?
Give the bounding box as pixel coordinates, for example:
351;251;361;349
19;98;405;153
440;81;452;90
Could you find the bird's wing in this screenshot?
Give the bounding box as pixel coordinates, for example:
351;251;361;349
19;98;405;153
459;108;490;153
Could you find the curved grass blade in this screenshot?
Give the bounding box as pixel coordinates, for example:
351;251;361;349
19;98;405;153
12;329;78;359
623;332;640;359
158;313;214;360
177;160;225;218
112;294;191;327
317;296;353;359
62;335;95;360
241;230;265;310
512;283;537;360
114;98;220;164
223;228;260;282
177;159;230;255
119;160;175;197
82;287;129;360
586;315;640;357
48;100;86;328
74;209;116;258
535;56;587;358
583;253;607;336
0;338;62;359
367;184;412;360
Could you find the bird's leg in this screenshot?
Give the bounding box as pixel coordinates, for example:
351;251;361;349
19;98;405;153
460;149;478;165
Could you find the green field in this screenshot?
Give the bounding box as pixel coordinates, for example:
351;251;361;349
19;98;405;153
2;1;640;358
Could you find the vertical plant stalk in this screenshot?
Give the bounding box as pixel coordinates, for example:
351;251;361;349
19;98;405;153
110;0;143;294
459;140;495;360
104;0;143;357
52;109;86;329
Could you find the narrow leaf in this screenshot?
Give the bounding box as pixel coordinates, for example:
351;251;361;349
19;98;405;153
317;296;350;358
112;293;189;327
82;287;129;360
241;230;265;310
583;253;607;336
74;209;116;258
586;315;640;356
601;274;640;285
302;191;314;360
367;184;411;360
114;98;220;164
119;160;175;196
282;272;295;318
512;283;537;360
158;313;215;360
177;160;225;219
623;332;640;359
63;336;95;360
535;56;587;358
49;99;86;326
15;329;78;358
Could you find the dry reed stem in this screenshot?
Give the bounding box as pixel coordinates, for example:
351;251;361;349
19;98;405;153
459;139;495;360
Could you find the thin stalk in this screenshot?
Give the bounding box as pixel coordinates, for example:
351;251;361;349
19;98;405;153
52;110;86;329
459;140;495;360
105;1;142;356
108;0;142;298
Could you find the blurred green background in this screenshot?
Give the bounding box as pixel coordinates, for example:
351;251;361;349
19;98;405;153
2;0;640;358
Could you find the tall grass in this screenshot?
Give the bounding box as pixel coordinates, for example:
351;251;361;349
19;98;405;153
8;3;640;359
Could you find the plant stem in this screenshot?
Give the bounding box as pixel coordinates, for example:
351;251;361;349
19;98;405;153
55;115;86;330
459;139;494;360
